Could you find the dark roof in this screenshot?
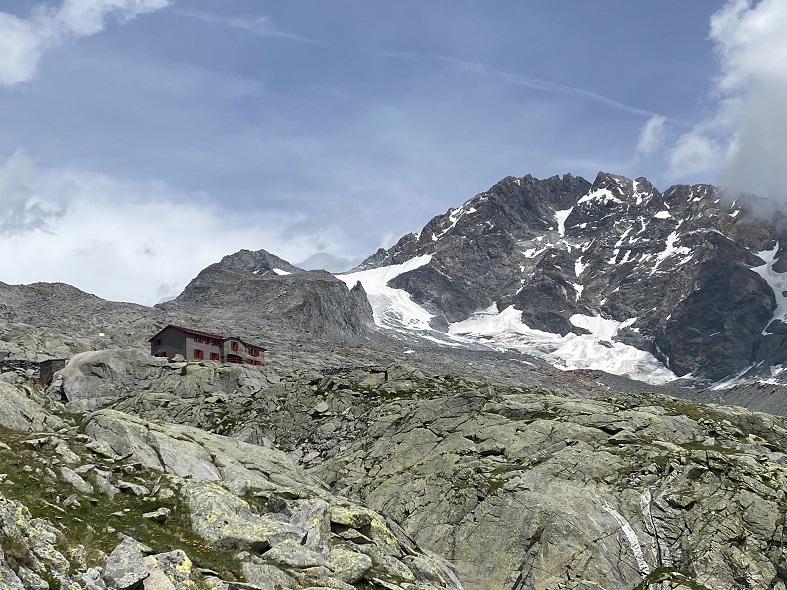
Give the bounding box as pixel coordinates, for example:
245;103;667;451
149;326;266;350
149;324;223;342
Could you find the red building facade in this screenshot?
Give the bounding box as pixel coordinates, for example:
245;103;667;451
149;325;265;365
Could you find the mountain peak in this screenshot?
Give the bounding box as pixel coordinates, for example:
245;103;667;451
217;249;301;276
342;169;787;384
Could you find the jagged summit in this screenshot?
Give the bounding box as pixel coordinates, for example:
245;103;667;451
345;171;787;384
217;248;302;276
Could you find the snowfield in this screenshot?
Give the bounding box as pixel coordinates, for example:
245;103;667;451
449;305;676;384
338;256;677;384
338;255;435;332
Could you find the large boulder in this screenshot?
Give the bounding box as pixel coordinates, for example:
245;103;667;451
0;382;66;432
49;349;166;412
49;349;281;415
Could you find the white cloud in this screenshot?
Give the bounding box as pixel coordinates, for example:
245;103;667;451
635;115;667;157
0;0;170;85
667;0;787;198
0;149;71;234
668;131;722;180
0;150;354;305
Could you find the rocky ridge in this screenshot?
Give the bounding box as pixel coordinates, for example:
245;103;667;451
354;172;787;383
160;250;374;343
0;247;376;363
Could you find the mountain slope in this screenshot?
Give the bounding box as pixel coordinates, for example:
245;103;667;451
349;172;787;383
161;247;375;342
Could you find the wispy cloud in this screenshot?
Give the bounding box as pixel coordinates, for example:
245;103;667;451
375;50;669;121
170;8;320;44
436;54;660;119
0;0;170;85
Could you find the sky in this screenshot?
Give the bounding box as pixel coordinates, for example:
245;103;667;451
0;0;785;305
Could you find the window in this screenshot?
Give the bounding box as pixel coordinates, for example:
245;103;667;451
156;352;168;358
249;348;259;357
230;341;239;351
246;359;254;365
254;360;261;366
193;349;204;360
209;352;220;361
153;338;163;346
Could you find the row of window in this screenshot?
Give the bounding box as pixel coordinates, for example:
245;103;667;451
181;337;259;355
192;350;222;360
191;349;261;364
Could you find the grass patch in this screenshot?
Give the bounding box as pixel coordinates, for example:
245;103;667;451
631;566;711;590
0;425;242;581
679;441;743;455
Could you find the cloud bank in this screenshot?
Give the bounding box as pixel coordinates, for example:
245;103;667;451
669;0;787;199
0;0;170;85
0;150;354;305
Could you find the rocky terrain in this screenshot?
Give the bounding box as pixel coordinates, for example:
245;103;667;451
0;348;781;589
0;373;463;590
4;170;787;589
0;249;375;364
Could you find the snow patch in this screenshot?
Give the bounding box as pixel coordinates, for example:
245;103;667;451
575;257;587;277
272;268;291;276
650;231;690;275
614;226;633;248
523;247;547;259
432;202;478;241
448;306;675;384
753;243;787;335
338;255;435;331
654;211;672;219
577;188;622;206
554;207;574;237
